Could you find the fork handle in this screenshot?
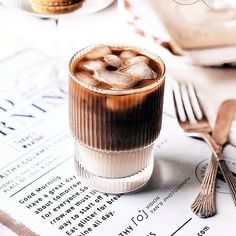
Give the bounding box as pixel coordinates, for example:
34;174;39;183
203;133;236;205
201;133;223;161
191;155;218;218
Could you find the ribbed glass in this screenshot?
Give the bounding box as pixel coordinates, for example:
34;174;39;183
69;45;165;193
74;141;154;194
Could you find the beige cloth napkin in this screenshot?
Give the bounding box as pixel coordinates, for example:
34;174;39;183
148;0;236;49
148;0;236;65
119;0;236;65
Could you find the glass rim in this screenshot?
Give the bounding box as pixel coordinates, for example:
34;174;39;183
69;44;166;95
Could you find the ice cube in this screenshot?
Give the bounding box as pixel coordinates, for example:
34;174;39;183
120;50;137;59
82;60;106;71
86;45;111;59
104;54;121;67
126;56;149;65
76;72;100;87
121;62;157;81
94;70;137;89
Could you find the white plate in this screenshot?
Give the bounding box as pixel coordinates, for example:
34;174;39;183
0;0;115;19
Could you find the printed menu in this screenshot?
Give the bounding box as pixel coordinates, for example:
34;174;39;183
0;50;236;236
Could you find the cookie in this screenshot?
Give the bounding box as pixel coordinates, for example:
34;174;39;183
32;0;80;6
30;0;84;14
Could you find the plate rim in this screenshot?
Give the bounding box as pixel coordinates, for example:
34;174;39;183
0;0;115;19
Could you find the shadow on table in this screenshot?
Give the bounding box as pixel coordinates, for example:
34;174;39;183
135;152;199;194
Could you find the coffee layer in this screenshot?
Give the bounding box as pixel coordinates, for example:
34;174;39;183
69;45;164;151
69;45;165;151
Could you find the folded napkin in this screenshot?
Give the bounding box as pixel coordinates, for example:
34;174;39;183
118;0;236;65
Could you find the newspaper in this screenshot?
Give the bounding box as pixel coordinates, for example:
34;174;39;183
0;50;236;236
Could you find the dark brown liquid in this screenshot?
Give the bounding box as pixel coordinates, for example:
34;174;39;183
69;46;165;151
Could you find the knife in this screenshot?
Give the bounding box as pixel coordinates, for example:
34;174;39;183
212;99;236;205
212;100;236;146
191;100;236;218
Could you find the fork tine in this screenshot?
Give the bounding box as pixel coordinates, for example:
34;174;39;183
180;83;197;124
187;83;206;120
172;81;187;123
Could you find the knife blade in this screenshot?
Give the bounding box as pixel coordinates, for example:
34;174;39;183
212;99;236;146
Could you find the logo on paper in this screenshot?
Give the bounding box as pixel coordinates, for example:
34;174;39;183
172;0;210;7
195;158;236;194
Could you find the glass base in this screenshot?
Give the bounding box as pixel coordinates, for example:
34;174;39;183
74;141;154;194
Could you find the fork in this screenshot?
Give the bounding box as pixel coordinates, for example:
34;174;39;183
171;81;218;218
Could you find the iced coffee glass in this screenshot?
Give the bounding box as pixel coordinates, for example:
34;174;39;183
69;45;165;193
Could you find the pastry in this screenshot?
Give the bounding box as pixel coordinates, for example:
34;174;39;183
30;0;84;14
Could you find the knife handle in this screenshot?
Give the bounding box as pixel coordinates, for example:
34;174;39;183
218;160;236;205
